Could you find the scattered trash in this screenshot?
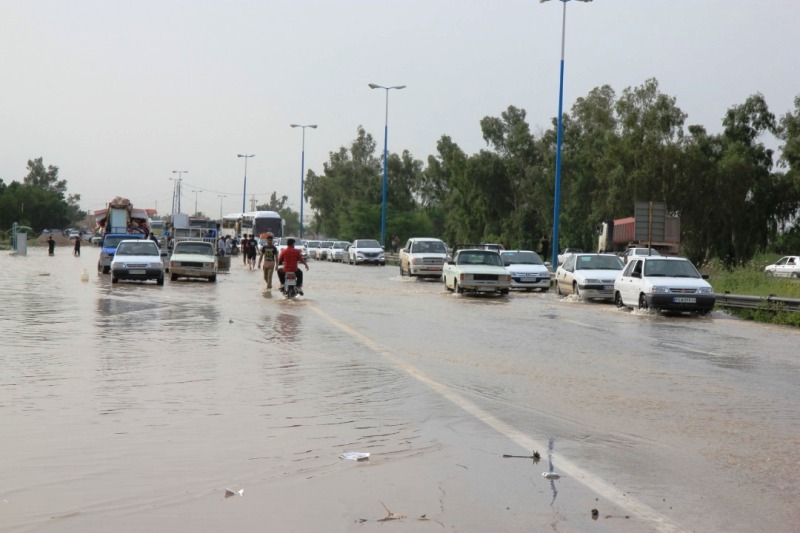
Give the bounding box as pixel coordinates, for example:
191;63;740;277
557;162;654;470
340;452;370;461
229;318;233;323
80;269;89;282
224;488;244;498
591;508;599;520
542;472;561;480
502;450;541;463
377;501;405;522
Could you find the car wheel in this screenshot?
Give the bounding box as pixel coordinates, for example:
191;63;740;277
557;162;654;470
455;280;464;294
111;276;118;284
638;293;649;310
209;274;217;283
103;266;110;274
792;272;799;279
156;276;164;286
500;289;509;295
574;283;581;300
170;273;178;281
399;264;405;276
614;291;625;308
555;281;562;296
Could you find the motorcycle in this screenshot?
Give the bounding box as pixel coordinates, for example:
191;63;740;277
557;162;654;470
284;271;298;298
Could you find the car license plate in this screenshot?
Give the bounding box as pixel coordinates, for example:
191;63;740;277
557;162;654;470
129;269;146;275
673;297;696;303
603;285;614;291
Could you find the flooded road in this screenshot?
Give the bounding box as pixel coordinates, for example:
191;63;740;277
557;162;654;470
1;249;799;532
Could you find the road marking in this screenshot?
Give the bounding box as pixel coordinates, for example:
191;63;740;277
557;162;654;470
310;306;683;532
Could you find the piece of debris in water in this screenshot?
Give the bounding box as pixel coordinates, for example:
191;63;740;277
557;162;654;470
502;449;541;461
224;488;244;498
340;452;370;461
377;501;406;522
542;472;561;480
591;508;599;520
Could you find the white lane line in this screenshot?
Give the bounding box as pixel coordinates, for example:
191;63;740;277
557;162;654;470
310;306;684;532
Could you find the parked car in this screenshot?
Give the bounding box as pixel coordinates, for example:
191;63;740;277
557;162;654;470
315;240;334;260
500;250;551;291
554;253;624;301
557;247;583;265
327;241;350;262
399;237;448;278
443;247;511;295
614;256;715;314
168;240;217;282
347;239;386;266
275;237;307;259
305;240;320;259
110;239;165;286
91;233;103;245
764;256;800;278
621;247;661;264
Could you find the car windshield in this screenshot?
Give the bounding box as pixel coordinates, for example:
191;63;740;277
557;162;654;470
116;242;158;256
103;236;134;248
411;241;446;253
307;241;319;247
457;251;503;266
644;259;700;278
334;242;348;249
575;255;623;270
632;248;660;256
358;239;381;248
501;251;543;265
174;242;213;255
320;241;333;248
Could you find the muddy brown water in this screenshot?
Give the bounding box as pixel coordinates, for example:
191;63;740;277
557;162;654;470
1;249;799;532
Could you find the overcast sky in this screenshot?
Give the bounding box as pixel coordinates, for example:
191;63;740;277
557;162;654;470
2;0;799;218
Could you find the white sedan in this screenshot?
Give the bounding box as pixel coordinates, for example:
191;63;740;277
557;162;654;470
500;250;551;291
764;256;800;278
614;256;715;314
168;240;218;282
110;240;165;286
443;248;511;295
554;253;624;301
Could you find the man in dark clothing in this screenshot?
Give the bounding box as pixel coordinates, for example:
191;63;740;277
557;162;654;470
73;236;81;256
47;236;55;256
540;235;550;261
257;233;279;289
246;234;258;269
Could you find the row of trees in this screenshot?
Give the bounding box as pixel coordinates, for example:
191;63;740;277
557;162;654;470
0;158;85;234
305;78;800;266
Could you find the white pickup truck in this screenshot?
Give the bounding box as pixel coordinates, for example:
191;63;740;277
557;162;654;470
764;256;800;278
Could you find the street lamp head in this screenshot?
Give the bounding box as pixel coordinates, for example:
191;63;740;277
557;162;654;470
237;154;255;158
393;85;407;90
368;83;382;89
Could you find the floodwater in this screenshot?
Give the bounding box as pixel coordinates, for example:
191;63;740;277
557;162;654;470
1;247;799;532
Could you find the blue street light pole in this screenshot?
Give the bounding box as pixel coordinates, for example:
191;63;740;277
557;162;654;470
290;124;318;239
368;83;406;247
542;0;591;270
237;154;254;213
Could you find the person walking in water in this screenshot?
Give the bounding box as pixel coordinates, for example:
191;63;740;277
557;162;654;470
73;235;81;256
257;233;279;289
47;236;56;256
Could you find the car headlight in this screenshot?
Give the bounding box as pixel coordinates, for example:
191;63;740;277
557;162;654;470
649;286;670;294
204;262;214;268
149;262;162;269
697;287;713;294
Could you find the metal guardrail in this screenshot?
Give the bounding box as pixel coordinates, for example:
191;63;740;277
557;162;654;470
714;293;800;313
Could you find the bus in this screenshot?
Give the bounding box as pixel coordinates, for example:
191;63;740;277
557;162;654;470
220;211;284;239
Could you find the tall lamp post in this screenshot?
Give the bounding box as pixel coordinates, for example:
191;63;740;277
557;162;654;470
217;194;226;219
237;154;255;213
172;170;187;213
542;0;591;270
368;83;406;246
290;124;318;239
191;189;202;216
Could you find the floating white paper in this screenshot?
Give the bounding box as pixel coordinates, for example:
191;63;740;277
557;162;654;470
224;488;244;498
542;472;561;480
340;452;370;461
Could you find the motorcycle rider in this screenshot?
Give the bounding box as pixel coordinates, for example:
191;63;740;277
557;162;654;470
277;238;309;295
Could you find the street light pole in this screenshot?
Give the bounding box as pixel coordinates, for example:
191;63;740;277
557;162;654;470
191;189;202;216
290;124;318;239
542;0;591;270
217;194;226;219
237;154;255;213
172;170;187;213
368;83;406;247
